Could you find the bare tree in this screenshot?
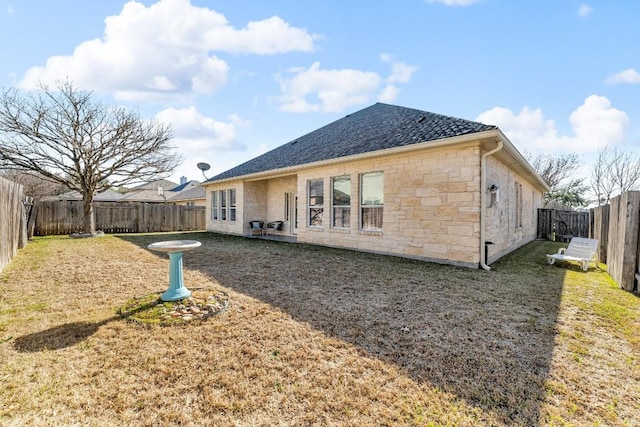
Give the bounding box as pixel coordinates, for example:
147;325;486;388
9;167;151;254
0;81;181;233
590;146;640;205
591;146;617;205
525;152;588;208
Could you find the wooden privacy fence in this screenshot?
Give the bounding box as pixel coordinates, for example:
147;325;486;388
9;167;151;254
34;201;206;235
537;209;590;242
0;176;27;271
590;191;640;293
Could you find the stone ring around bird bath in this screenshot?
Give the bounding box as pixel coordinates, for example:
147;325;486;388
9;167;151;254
147;240;202;301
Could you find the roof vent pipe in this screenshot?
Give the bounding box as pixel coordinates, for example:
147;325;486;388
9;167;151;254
480;138;504;271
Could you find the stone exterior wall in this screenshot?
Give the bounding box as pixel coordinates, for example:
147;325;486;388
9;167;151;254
295;143;482;267
204;141;544;268
484;156;542;263
205;179;246;235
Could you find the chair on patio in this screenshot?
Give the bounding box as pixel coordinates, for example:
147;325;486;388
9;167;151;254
546;237;599;272
265;221;284;235
249;220;264;236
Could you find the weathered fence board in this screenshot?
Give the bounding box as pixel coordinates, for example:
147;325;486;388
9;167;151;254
607;192;640;292
590;204;610;264
537;209;590;241
34;201;205;235
0;177;27;271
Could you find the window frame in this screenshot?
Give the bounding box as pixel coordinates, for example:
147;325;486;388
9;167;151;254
228;189;237;222
307;178;324;227
515;182;523;229
211;191;219;221
360;171;384;231
220;189;227;221
331;175;351;229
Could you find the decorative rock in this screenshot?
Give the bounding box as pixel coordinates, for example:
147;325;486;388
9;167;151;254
182;315;193;321
190;306;201;314
170;312;182;318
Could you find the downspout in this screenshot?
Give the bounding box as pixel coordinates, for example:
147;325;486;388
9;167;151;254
480;138;504;270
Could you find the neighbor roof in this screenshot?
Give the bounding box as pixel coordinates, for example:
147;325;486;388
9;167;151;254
208;103;497;182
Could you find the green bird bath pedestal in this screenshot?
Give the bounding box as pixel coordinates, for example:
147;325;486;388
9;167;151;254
147;240;202;301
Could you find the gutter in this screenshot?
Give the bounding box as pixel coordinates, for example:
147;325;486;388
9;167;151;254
480;137;504;271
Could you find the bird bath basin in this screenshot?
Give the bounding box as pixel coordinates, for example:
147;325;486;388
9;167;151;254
147;240;201;301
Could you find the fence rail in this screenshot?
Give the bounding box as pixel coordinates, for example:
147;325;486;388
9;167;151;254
538;200;640;294
34;201;206;235
0;177;27;271
537;209;590;242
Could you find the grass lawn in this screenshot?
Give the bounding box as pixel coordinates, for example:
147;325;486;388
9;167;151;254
0;232;639;426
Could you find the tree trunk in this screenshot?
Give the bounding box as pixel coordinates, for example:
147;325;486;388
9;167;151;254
82;198;96;234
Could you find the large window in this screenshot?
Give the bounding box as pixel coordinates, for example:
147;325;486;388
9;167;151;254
220;190;227;221
211;191;218;220
360;172;383;230
229;189;236;222
332;175;351;228
308;178;324;227
212;188;236;222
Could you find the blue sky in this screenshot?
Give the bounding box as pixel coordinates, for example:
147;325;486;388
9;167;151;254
1;0;639;184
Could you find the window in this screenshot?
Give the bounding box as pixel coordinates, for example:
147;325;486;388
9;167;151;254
212;188;236;222
360;172;383;230
332;176;351;228
229;189;236;222
211;191;218;220
308;178;324;227
220;190;227;221
515;182;523;229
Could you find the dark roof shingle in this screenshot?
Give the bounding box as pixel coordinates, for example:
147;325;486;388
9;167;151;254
208;103;496;182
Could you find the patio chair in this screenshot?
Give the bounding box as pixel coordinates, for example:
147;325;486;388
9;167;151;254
546;237;599;272
249;220;264;236
265;221;283;235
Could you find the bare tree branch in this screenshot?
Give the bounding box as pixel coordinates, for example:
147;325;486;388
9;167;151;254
0;81;182;233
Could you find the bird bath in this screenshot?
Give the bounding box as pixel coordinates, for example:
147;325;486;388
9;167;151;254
147;240;202;301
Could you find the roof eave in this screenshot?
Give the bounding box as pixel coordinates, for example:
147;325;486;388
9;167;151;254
493;129;550;192
202;130;500;186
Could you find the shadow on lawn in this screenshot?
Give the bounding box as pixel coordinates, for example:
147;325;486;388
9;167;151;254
120;232;569;425
14;317;118;352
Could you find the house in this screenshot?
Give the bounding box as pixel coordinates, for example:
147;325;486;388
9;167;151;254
202;103;549;269
44;178;207;205
118;179;179;203
42;188;125;202
168;185;206;207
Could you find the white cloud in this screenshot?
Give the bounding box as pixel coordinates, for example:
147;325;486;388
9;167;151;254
155;106;246;152
378;85;399;103
277;56;417;113
578;4;592;17
7;4;14;14
155;106;248;182
381;54;418;84
276;62;382;113
425;0;480;5
605;68;640;84
476;95;629;154
19;0;316;102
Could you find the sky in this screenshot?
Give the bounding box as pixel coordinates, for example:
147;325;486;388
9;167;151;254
1;0;639;188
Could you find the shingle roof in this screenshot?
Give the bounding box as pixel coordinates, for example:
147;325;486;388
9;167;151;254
43;188;125;202
169;180;199;192
168;185;205;202
208;103;496;182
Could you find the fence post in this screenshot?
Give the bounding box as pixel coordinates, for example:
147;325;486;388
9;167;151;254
607;192;640;292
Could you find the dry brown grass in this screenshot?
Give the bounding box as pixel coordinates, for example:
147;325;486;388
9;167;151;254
0;232;638;426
